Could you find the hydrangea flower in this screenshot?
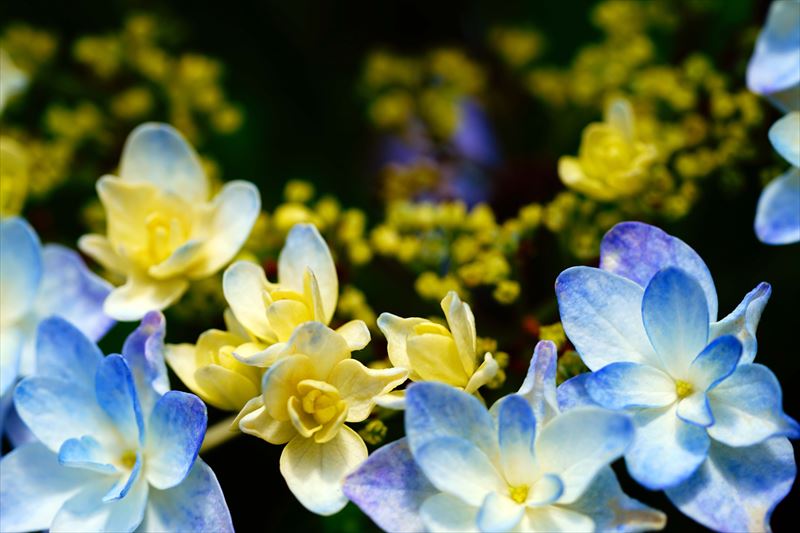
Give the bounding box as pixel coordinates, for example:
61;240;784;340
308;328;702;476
1;217;113;398
377;290;498;408
232;321;407;515
0;312;233;532
556;221;798;531
344;341;666;532
558;98;656;201
755;112;800;244
78;122;261;321
746;0;800;112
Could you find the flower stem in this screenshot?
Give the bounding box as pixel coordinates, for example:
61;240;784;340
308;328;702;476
200;415;241;453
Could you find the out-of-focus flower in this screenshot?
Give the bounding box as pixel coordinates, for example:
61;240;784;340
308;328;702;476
0;217;113;397
556;222;798;532
559;99;657;201
344;342;666;533
378;291;498;406
0;137;28;216
78;123;261;320
0;48;28;113
0;313;233;532
233;321;406;515
746;0;800;112
755;111;800;246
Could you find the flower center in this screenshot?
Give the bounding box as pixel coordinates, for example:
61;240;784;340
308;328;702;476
509;484;529;504
145;212;187;264
119;450;137;470
301;389;340;425
675;380;693;399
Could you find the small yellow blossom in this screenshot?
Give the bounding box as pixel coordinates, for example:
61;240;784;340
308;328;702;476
493;280;520;304
0;48;29;113
0;137;28;216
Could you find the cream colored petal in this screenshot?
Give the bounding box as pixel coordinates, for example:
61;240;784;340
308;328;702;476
373;390;406;410
406;333;469;387
329;359;407;422
196;329;245;365
335;320;371;351
313;404;348;444
236;397;296;444
78;234;128;275
233;342;286;368
376;313;427;370
464;353;499;394
266;299;312;342
262;354;313;421
103;273;188;321
96;176;157;248
278;224;338;323
195;364;260;412
224;308;253;340
148;240;204;279
284;322;350;381
222;260;275;341
164;343;202;395
288;396;323;438
604;98;635;141
279;426;368;516
441;291;477;375
304;269;327;324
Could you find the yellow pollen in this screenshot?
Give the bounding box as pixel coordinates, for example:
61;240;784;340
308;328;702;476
119;450;137;470
301;390;339;425
675;380;693;399
509;485;529;504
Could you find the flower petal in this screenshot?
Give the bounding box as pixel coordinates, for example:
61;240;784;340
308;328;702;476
464;353;499;394
278;224;338;324
599;221;718;320
235;396;296;444
377;313;427;371
335;320;371;351
96;355;144;447
284;321;349;381
555;267;658;370
137;458;233;533
343;438;437;533
516;341;559;425
688;335;742;392
585;362;677;409
279;426;368;515
769;112;800;167
666;438;796;533
103;274;189;321
78;234;128;275
0;217;42;326
222;261;274;341
0;326;22;396
476;492;525;533
121;311;169;416
624;404;709;490
329;359;407;422
194;364;260;411
35;244;114;342
642;267;709;376
755;167;800;245
521;506;595;532
677;393;714;427
707;364;800;447
441;291;477;376
746;0;800;104
262;354;312;421
145;391;207;490
120;122;207;202
0;442;92;532
556;373;598;412
420;492;479;532
709;283;770;364
497;395;537;487
405;382;499;462
189;180;261;278
58;435;118;475
34;316;103;388
535;407;633;503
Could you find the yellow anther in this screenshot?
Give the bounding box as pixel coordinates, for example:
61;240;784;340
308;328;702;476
675;380;693;399
119;450;137;470
509;485;529;504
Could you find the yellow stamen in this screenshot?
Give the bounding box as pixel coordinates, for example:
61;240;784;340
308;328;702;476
509;485;529;504
119;450;137;470
675;380;693;399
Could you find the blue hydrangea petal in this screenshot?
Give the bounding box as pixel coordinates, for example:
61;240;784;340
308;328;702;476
497;395;537;487
642;268;709;376
555;267;658;371
14;376;115;452
135;458;233;533
535;407;633;504
121;311;169;416
599;221;718;321
755;167;800;245
747;0;800;109
405;382;499;462
666;438;796;533
516;340;559;424
35;244;114;342
58;435;118;475
0;217;42;325
710;283;771;364
144;391;207;490
585;362;676;410
476;492;525;533
50;469;149;533
769;112;800;167
520;506;595;532
625;405;710;490
96;355;145;447
0;327;23;397
343;438;437;533
707;364;800;447
676;393;714;427
689;335;742;391
420;492;479;532
0;442;93;532
35;317;103;389
556;373;598;412
103;452;142;502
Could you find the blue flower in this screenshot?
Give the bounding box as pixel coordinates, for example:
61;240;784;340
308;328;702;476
0;216;114;397
755;112;800;245
556;221;798;532
747;0;800;112
343;341;665;532
0;313;233;532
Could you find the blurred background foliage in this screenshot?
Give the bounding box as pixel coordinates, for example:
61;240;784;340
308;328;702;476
1;0;797;531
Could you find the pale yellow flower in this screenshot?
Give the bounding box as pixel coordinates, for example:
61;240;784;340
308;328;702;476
79;123;261;320
0;48;28;113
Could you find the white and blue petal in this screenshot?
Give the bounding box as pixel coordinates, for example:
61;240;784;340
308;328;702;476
121;311;169;416
0;216;42;327
535;406;633;503
769;112;800;167
35;316;103;389
710;282;771;364
476;492;525;533
585;362;676;409
405;382;499;461
35;244;114;342
555;267;658;370
144;391;207;490
676;393;714;428
104;453;143;502
0;442;93;532
688;335;742;391
0;326;23;397
520;506;595;532
707;364;800;447
58;435;118;475
666;438;796;533
515;340;559;424
755;167;800;245
420;492;479;533
136;458;233;533
497;395;537;487
96;355;144;446
343;438;437;533
642;267;709;376
556;373;599;412
599;221;718;320
624;405;709;490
